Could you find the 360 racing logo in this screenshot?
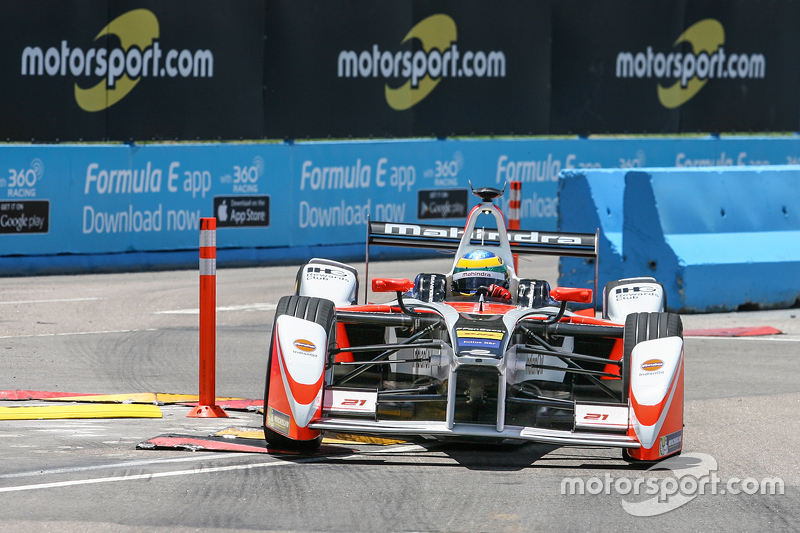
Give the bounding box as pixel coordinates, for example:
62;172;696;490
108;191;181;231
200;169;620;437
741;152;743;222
615;19;765;109
337;14;507;110
20;9;214;112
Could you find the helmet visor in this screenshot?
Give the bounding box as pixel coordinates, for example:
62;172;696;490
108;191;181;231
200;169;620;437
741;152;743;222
452;270;506;293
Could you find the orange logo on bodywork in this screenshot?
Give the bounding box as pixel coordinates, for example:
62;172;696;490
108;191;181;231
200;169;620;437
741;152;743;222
293;339;316;352
641;359;664;372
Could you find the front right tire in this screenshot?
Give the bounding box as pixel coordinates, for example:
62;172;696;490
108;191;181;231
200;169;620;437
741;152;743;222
621;311;683;464
263;295;336;451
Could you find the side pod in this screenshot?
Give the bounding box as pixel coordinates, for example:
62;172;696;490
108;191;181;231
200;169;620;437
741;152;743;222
627;336;684;461
265;315;327;442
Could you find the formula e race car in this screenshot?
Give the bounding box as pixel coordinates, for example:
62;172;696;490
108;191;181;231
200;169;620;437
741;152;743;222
263;186;684;462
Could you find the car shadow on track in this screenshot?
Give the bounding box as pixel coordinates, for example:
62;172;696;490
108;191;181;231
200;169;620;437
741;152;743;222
266;440;659;472
421;442;559;471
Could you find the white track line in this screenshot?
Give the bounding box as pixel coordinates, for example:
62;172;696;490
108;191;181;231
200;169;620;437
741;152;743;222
0;454;223;480
363;444;430;454
0;457;323;493
0;297;102;305
686;335;800;342
0;328;157;340
154;303;277;314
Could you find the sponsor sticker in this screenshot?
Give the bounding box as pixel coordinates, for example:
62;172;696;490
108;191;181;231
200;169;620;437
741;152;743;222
614;286;659;301
323;389;377;415
456;329;504;340
266;406;291;436
575;404;629;430
305;266;350;281
454;320;505;357
641;359;664;372
458;337;501;349
659;429;683;457
376;222;592;247
293;339;316;352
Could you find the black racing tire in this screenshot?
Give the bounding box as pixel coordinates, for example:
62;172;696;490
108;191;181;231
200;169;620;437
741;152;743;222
621;312;683;463
413;273;447;303
263;295;336;450
516;279;554;308
621;311;682;402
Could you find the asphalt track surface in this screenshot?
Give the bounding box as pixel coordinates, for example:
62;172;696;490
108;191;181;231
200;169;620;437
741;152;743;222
1;257;798;532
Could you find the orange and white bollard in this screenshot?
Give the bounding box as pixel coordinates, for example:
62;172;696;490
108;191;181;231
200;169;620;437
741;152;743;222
509;181;521;272
187;217;228;418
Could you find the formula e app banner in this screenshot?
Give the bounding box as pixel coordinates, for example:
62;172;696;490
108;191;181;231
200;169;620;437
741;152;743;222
264;0;551;138
0;0;264;141
4;137;800;261
550;0;800;134
0;144;292;256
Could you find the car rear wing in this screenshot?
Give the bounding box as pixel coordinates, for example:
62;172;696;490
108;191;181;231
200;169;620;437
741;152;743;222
365;220;599;305
367;221;598;258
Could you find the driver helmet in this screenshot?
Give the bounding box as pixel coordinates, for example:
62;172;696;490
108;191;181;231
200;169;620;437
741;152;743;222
452;249;509;295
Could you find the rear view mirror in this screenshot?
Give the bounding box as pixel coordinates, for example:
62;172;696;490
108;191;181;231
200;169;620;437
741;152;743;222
372;278;415;293
550;287;593;304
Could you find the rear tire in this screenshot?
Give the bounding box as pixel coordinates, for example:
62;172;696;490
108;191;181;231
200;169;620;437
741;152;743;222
516;279;554;308
263;295;336;450
621;312;683;463
413;273;447;303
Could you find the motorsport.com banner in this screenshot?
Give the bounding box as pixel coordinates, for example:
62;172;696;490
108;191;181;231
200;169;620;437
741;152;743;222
2;0;798;141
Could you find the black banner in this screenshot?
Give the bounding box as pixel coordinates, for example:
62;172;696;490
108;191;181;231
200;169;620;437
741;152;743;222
0;0;264;141
0;200;49;234
677;0;800;132
417;188;468;219
0;1;108;141
213;195;270;228
106;0;264;141
263;0;552;138
550;0;800;134
0;0;798;140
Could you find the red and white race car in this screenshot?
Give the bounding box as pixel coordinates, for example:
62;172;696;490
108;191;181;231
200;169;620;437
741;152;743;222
264;186;684;462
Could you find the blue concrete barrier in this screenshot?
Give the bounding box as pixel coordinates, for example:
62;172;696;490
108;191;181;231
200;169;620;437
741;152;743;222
557;169;625;294
558;166;800;312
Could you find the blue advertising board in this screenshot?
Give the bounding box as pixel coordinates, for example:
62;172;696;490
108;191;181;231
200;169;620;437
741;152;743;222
1;135;800;273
